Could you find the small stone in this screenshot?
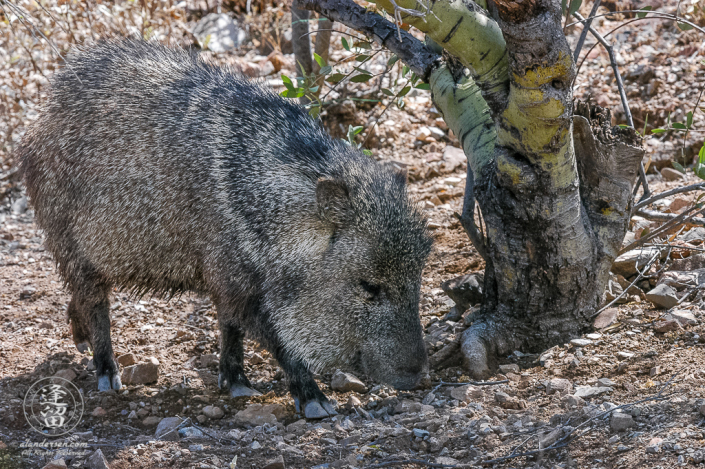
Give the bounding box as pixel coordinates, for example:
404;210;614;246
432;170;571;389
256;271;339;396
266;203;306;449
422;392;436;405
612;248;661;277
203;405;224;419
610;413;634;432
498;364;520;374
413;428;430;438
345;395;362;409
562;394;585;408
416;127;432;142
331;370;367;393
597;377;616;387
262;455;286;469
142;416;162;426
698;402;705;417
594;308;619;329
650;366;661;377
155;417;183;440
127;410;137;419
179;426;204;438
653;318;681;333
54;369;77;381
117;353;137;367
570;339;592;347
449;385;483;403
92;407;107;418
668;310;698;326
189;444;204;452
539;427;563;448
86;449;110;469
661;167;685;181
251;441;262;450
574;386;611;398
234;404;285;426
121;361;159;385
586;333;602;340
615;351;634;359
645;284;680;309
546;378;572;395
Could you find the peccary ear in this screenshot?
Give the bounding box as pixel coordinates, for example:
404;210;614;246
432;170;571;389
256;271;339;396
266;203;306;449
316;178;350;225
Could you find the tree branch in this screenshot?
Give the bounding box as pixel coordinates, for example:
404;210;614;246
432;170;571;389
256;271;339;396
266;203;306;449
636;208;705;227
293;0;441;80
633;182;705;211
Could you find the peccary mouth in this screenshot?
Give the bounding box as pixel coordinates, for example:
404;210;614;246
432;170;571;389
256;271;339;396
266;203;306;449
355;349;430;390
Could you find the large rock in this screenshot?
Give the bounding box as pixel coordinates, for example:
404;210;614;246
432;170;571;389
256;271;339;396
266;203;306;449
234;404;285;426
661;167;685;181
574;386;611;398
117;353;137;367
192;13;247;53
440;273;484;310
667;310;698;326
121;357;159;385
262;455;286;469
330;370;367;393
682;227;705;244
612;248;661;277
645;284;679;309
203;405;224;419
658;269;705;291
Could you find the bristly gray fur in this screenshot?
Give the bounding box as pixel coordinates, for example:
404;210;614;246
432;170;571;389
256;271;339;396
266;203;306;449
18;38;433;400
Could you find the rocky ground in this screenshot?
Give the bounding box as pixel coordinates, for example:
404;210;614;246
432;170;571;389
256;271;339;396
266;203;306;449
2;1;705;468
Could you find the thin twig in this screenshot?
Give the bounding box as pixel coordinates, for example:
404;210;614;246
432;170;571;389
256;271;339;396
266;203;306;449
573;0;601;63
566;10;705;35
636;208;705;227
365;459;470;468
633;182;705;211
431;380;509;393
620;207;705;254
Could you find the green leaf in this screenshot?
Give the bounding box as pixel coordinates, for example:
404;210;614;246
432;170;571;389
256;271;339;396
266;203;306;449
309;85;319;93
568;0;582;17
319;65;332;76
672;161;686;173
415;83;431;90
617;124;630;129
687;111;693;129
313;53;326;68
279;89;291;98
350;74;373;83
381;88;395;96
397;85;412;97
341;37;350;51
678;21;694;31
281;74;295;92
355;54;370;62
326;73;346;83
362;149;373;156
351;126;364;136
402;65;410;77
637;5;652;18
642;113;649;137
672;122;687;130
561;0;568;14
640;227;650;238
309;105;321;119
387;55;399;67
347;125;364;146
651;128;667;133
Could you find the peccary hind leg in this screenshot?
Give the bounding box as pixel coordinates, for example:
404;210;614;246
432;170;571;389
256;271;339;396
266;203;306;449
67;276;121;391
218;320;262;397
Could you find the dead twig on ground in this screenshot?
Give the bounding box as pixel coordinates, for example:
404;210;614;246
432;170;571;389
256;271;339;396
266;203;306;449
480;370;683;465
636;208;705;227
633;182;705;212
431;379;509;393
621;207;705;255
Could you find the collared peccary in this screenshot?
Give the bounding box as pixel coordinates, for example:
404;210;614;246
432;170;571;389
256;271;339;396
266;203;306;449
18;39;433;418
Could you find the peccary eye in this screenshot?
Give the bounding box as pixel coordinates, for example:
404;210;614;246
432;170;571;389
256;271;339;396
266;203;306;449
360;280;381;298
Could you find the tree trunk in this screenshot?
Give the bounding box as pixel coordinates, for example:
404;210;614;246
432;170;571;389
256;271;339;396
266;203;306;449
291;6;313;79
294;0;645;378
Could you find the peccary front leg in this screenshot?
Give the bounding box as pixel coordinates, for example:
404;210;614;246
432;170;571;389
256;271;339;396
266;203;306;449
68;279;121;391
218;319;261;397
275;349;337;419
